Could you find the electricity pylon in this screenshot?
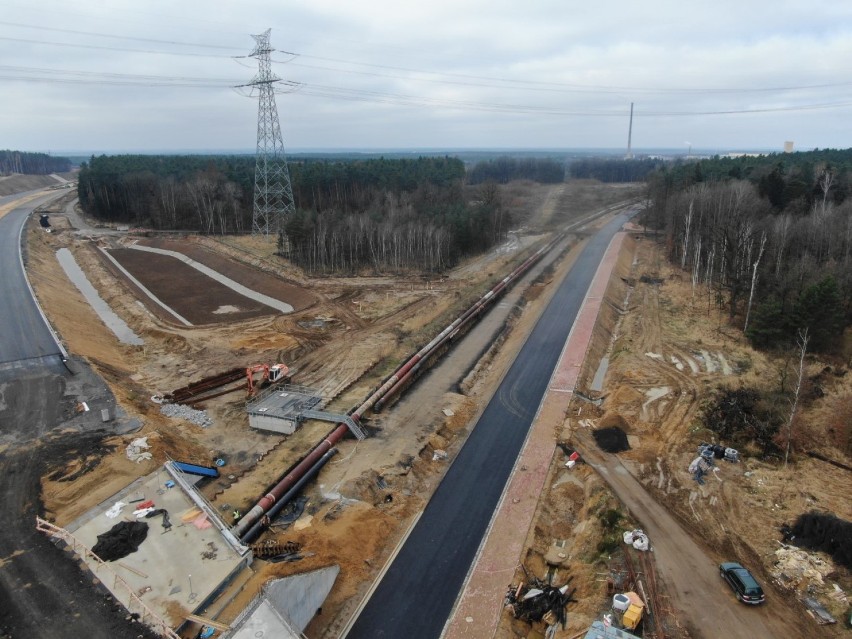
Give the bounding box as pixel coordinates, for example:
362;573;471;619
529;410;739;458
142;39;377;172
247;29;295;239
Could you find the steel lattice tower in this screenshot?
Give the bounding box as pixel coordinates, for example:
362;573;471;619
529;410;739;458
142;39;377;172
248;29;295;238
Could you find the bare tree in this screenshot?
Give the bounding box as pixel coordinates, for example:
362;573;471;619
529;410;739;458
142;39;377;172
743;231;767;332
771;214;792;276
784;328;810;467
817;167;834;214
681;199;693;269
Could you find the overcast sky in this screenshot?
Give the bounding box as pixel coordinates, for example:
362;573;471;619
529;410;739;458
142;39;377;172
2;0;851;154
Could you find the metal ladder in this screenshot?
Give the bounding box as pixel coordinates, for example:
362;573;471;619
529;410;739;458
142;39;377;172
300;410;367;440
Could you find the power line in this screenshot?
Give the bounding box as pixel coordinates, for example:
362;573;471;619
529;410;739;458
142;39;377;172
4;62;851;117
0;64;238;87
273;52;852;96
3;25;851;97
0;36;234;58
0;21;243;50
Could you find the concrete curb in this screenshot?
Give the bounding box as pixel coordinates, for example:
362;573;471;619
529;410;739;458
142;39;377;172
442;229;629;639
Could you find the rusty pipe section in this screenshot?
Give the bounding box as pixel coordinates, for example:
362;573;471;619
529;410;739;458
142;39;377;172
372;237;559;412
234;235;561;540
240;447;338;544
354;240;554;417
353;313;473;419
232;425;349;538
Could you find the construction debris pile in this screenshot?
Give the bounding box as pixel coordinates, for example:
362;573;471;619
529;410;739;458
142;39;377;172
771;545;834;589
557;443;581;468
781;512;852;570
159;403;213;428
505;576;576;630
687;442;738;485
622;529;650;552
125;437;152;463
697;442;740;463
802;597;837;625
250;539;303;562
611;591;645;631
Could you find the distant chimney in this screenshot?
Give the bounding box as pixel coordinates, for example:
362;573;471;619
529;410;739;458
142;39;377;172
783;141;794;153
626;102;634;159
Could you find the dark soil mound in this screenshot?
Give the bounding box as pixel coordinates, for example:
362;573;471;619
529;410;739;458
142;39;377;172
782;512;852;570
92;521;149;562
593;427;630;453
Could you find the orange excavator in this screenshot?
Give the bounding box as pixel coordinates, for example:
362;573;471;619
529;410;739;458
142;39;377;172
246;363;290;396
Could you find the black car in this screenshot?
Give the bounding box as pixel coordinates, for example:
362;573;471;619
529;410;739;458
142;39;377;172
720;562;766;604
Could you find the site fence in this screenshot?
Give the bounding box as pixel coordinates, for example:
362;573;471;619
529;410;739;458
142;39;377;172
35;516;181;639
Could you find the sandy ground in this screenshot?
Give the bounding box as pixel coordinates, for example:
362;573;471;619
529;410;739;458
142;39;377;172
511;234;851;638
22;181;639;634
0;173;72;196
22;179;849;639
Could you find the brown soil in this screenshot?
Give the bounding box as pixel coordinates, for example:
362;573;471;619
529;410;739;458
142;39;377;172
33;180;843;639
514;233;851;638
27;180;630;581
104;246;292;325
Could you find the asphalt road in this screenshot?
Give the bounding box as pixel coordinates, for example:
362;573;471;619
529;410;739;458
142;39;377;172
347;213;633;639
0;191;152;639
0;193;65;366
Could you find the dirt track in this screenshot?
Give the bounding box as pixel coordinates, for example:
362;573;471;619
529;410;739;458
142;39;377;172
574;429;806;639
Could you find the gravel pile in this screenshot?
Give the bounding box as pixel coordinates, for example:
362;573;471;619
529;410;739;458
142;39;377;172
160;403;213;428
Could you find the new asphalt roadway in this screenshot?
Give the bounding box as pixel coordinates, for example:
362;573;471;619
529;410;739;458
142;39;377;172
346;212;633;638
0;191;66;367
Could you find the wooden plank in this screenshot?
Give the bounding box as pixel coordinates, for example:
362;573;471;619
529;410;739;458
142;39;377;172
185;614;230;631
116;561;148;579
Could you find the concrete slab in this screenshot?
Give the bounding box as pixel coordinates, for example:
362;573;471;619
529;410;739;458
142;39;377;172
267;565;339;631
225;566;339;638
56;247;144;345
227;598;301;639
247;384;322;434
67;465;250;628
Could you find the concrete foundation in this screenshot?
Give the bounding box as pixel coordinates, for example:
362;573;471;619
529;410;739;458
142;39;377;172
67;465;250;629
226;565;340;638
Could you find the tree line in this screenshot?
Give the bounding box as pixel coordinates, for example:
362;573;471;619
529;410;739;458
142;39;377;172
645;149;852;354
656;148;852;211
467;156;565;184
77;154;510;273
0;150;72;175
569;157;663;182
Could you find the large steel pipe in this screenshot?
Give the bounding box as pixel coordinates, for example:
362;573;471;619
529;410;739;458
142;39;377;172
232;424;349;538
233;235;562;538
240;447;338;544
372;238;558;411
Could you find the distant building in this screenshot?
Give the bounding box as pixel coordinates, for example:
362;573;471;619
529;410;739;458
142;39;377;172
784;141;795;153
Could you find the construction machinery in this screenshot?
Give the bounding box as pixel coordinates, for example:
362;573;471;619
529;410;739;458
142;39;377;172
158;362;290;405
246;363;289;396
